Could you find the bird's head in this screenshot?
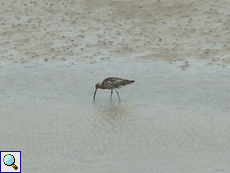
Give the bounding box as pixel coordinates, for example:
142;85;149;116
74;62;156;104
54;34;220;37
95;83;101;89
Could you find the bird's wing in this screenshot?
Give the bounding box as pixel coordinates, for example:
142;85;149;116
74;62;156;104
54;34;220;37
105;78;133;88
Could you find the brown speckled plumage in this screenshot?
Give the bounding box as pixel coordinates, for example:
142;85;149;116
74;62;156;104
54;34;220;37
93;77;135;101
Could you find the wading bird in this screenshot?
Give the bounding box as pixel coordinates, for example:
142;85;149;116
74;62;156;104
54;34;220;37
93;77;135;101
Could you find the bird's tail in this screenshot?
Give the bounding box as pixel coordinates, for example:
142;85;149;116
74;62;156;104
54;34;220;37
122;79;134;85
114;79;135;88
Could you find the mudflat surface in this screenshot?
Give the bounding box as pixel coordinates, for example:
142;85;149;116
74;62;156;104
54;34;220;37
1;0;230;65
1;1;230;173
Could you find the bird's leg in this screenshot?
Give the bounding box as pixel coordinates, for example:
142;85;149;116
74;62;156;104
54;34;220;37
110;89;113;101
115;90;121;101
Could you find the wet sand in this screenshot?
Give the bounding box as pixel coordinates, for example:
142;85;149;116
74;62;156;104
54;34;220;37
1;0;230;173
1;0;230;65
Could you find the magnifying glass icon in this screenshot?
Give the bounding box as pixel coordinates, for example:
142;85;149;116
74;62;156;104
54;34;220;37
3;154;18;170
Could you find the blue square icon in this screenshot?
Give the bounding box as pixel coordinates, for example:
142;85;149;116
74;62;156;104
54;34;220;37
0;151;21;173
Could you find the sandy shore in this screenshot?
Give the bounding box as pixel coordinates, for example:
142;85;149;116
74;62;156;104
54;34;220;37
1;0;230;65
1;0;230;173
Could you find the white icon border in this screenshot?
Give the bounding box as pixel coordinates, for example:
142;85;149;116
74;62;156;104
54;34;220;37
1;151;21;173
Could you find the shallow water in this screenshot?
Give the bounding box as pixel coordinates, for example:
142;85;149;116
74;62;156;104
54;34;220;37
1;58;230;173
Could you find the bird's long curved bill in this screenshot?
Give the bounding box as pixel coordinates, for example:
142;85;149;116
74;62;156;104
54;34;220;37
93;88;97;100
